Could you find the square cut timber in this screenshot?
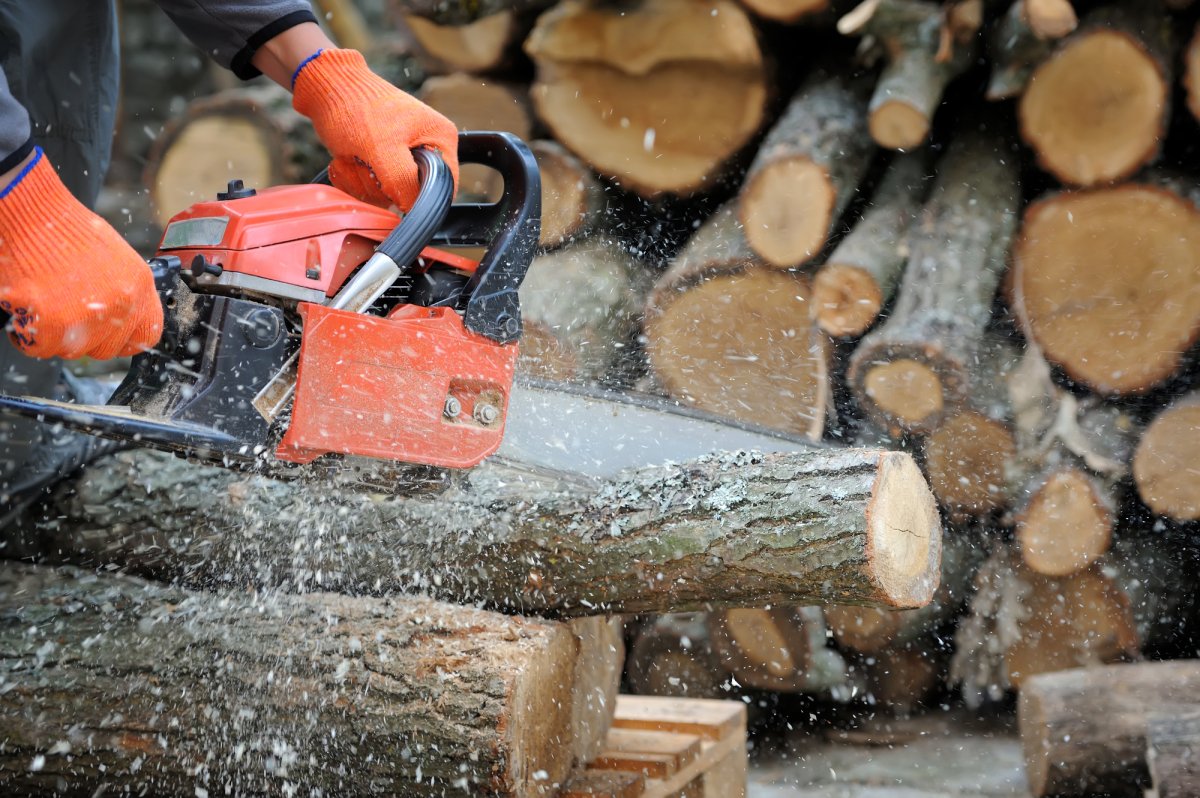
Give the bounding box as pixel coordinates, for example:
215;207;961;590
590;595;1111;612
562;695;748;798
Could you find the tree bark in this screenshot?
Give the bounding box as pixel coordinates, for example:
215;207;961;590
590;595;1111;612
736;70;875;269
518;239;652;384
986;1;1055;101
951;536;1193;707
1147;711;1200;798
1134;390;1200;522
1018;1;1173;186
846;132;1020;436
143;83;329;228
16;447;943;615
0;562;619;797
838;0;978;150
812;153;928;339
706;607;849;693
1011;179;1200;396
524;0;770;199
1018;662;1200;798
644;203;833;441
531;140;608;250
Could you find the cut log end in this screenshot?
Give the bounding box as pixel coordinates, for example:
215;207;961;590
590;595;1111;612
866;451;942;608
1134;398;1200;521
531;140;606;248
1014;186;1200;395
869;100;931;152
813;262;884;338
923;410;1015;516
404;11;518;73
862;358;947;431
825;605;903;654
1016;469;1112;577
741;0;830;23
740;158;836;268
646;268;830;440
1023;0;1078;39
1019;30;1167;186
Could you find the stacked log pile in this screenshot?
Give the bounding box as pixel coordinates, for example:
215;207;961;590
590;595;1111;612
75;0;1200;793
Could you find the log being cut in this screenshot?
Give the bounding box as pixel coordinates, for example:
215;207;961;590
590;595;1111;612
524;0;770;198
0;563;621;797
846;132;1019;436
16;446;942;615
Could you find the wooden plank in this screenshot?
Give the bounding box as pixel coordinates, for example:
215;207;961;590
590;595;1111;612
611;696;746;741
561;770;647;798
604;728;702;768
639;730;743;798
700;745;748;798
593;750;681;779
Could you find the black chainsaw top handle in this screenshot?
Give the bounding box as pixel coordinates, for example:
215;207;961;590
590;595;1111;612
312;131;541;345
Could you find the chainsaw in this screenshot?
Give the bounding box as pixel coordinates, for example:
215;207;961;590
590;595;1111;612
0;131;820;492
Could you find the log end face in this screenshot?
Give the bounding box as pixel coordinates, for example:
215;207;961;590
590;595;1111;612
861;357;947;433
923;410;1016;516
813;263;884;338
1134;402;1200;522
865;450;942;608
1017;468;1112;577
869;100;930;151
1019;30;1167;186
741;158;836;268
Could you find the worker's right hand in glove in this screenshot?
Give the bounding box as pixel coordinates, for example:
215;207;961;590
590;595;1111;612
0;147;163;360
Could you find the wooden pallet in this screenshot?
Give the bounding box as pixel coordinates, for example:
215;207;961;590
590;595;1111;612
562;695;748;798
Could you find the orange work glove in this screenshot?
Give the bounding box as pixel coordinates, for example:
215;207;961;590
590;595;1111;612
291;48;459;211
0;148;163;360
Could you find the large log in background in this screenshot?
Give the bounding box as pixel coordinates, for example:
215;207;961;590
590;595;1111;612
14;447;942;615
0;563;621;797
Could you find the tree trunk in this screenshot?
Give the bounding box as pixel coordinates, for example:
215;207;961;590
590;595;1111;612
143;83;328;228
986;1;1055;101
531;140;608;250
524;0;770;198
625;614;728;700
1018;661;1200;798
706;607;849;693
951;537;1193;706
416;73;536;202
837;0;978;150
518;239;652;384
16;447;943;615
1017;2;1173;186
812;153;928;338
736;70;874;269
1005;351;1136;576
643;204;833;441
846;132;1019;436
1147;711;1200;798
1011;179;1200;396
0;562;619;797
1134;390;1200;522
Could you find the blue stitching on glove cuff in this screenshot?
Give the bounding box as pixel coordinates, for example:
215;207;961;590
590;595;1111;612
291;49;325;90
0;147;43;201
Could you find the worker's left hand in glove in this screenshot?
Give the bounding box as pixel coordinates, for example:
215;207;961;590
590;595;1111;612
291;48;460;212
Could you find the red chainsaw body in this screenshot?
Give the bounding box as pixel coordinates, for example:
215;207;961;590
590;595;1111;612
157;183;518;469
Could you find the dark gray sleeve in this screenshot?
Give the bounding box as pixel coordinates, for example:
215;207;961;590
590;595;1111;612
153;1;319;80
0;65;32;173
